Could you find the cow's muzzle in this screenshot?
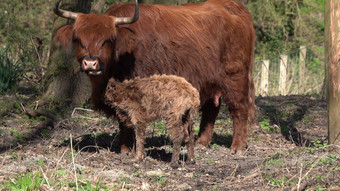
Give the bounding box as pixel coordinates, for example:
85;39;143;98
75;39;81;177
81;57;102;75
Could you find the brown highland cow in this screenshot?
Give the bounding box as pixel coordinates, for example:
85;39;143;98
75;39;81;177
104;74;200;168
53;0;255;155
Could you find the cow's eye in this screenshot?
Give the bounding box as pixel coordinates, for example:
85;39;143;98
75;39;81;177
78;40;85;49
102;40;112;47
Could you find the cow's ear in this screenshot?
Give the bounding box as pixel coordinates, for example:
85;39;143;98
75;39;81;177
54;25;74;51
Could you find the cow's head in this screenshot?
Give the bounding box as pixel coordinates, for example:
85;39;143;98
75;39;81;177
53;0;139;76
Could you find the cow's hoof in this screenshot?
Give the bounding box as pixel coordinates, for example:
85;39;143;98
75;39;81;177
185;159;196;165
230;149;244;156
230;147;245;156
170;162;179;169
195;138;210;148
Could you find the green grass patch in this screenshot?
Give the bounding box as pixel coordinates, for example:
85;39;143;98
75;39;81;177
2;172;45;190
150;175;168;186
0;47;25;93
8;128;24;142
259;120;274;132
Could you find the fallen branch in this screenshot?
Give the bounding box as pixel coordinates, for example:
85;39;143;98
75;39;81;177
25;107;59;122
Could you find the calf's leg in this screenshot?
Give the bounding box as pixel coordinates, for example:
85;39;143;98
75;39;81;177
169;125;184;169
133;124;146;162
119;123;135;154
186;122;195;165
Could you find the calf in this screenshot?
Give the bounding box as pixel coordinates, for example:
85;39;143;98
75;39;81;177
104;74;200;168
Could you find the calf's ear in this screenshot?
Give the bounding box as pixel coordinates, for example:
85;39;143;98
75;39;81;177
53;25;74;52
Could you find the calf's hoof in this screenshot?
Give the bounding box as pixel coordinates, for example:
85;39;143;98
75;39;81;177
126;156;143;164
120;145;131;154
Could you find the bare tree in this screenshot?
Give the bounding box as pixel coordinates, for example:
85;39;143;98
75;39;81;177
325;0;340;146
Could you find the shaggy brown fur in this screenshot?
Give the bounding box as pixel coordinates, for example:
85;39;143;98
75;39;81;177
104;74;200;168
54;0;255;154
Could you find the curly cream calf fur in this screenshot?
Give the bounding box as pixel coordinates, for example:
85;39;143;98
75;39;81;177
104;74;200;168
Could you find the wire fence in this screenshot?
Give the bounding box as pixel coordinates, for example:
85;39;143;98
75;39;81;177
254;43;325;96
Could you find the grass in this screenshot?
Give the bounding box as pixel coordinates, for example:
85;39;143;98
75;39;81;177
259;119;275;132
4;172;45;190
8;128;23;142
0;47;25;93
150;175;168;186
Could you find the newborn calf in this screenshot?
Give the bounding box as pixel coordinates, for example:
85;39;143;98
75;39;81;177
104;74;200;168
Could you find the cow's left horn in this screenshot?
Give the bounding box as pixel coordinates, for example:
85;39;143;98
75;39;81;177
53;0;78;20
115;0;139;25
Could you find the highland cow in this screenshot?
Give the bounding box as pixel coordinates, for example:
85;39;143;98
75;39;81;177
53;0;256;154
104;74;200;168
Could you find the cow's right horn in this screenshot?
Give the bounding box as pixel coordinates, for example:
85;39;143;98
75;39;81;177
115;0;139;25
53;0;78;20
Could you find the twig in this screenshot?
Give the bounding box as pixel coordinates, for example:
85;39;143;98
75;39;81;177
30;37;42;64
20;103;26;113
229;164;239;178
51;148;69;179
71;108;94;117
254;146;289;151
40;166;50;186
70;134;79;191
293;153;328;191
297;163;303;191
243;171;260;181
121;181;126;190
253;163;266;189
35;100;39;110
1;155;7;166
30;36;44;79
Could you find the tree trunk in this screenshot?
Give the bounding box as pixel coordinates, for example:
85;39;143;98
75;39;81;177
41;0;104;107
325;0;340;147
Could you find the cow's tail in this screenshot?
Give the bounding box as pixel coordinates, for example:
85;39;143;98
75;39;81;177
248;47;256;126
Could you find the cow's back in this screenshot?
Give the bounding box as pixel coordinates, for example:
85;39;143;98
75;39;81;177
106;0;255;105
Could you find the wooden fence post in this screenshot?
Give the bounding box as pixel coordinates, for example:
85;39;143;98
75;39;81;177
299;46;306;94
260;60;269;96
279;55;288;95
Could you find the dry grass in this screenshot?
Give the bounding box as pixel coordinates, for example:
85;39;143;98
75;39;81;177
0;94;339;190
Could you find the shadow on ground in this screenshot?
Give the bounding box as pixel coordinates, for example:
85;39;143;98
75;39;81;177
256;95;327;147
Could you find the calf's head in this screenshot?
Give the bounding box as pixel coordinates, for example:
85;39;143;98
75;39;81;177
53;0;139;77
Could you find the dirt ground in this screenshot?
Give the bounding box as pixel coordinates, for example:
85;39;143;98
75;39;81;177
0;92;339;190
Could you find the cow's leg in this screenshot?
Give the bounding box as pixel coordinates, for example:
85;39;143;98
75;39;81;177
119;123;135;154
228;105;248;155
222;72;253;154
196;99;221;147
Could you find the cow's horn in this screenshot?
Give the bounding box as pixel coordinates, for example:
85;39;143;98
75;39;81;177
53;0;78;20
115;0;139;25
